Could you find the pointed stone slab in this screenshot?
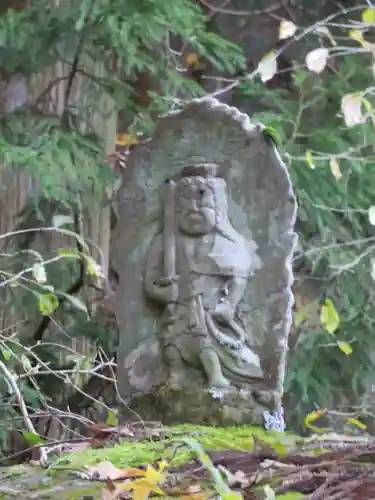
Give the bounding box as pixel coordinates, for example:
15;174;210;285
112;97;297;426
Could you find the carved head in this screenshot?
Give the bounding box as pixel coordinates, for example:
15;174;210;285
175;163;229;236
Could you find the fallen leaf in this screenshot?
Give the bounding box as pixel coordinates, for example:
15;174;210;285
125;479;164;500
305;47;329;73
145;462;167;483
102;479;133;500
257;51;277;82
330;157;342;179
279;20;297;40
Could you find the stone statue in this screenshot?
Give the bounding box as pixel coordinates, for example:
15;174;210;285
112;98;297;426
144;163;264;389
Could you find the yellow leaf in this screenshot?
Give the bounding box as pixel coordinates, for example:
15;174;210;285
348;29;373;49
116;133;139;147
186;52;199;66
85;256;102;277
304;409;325;425
320;298;340;334
157;460;168;472
127;478;164;500
256;50;277;82
330;157;342;180
305;149;315;169
349;29;364;43
337;341;353;355
131;481;154;500
145;465;160;483
105;410;118;427
145;463;167;484
347;417;367;430
304;409;328;432
362;8;375;24
279;20;297;40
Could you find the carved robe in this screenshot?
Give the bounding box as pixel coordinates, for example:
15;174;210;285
145;221;264;383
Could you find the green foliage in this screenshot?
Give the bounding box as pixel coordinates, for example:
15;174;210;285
239;53;375;428
0;0;244;202
0;119;114;202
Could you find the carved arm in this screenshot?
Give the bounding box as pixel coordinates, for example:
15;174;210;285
144;234;178;305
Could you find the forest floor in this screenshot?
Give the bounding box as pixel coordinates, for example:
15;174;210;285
1;423;375;499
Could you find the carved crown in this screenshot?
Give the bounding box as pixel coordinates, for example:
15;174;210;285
180;163;219;178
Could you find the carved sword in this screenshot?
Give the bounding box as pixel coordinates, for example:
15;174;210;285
164;179;176;314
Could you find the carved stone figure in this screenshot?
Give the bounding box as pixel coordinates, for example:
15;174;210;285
112;97;297;426
144;163;264;389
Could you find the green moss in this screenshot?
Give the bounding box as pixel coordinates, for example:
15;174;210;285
54;424;301;470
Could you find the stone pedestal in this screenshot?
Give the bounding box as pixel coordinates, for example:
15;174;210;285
126;385;277;427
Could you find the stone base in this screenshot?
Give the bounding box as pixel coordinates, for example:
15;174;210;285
121;383;279;427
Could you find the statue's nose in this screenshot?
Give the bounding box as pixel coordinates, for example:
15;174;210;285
191;199;198;210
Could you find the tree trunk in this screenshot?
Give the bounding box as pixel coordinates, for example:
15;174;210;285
0;61;116;354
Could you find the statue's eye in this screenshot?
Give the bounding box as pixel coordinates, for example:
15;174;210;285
178;184;194;199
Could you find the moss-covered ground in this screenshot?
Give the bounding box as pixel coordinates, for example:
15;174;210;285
56;424;300;470
0;424;302;499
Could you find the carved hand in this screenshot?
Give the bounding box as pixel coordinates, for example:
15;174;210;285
213;301;235;324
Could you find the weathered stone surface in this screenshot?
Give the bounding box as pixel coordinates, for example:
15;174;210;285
113;97;297;426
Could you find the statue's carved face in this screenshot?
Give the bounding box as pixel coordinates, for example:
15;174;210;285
175;176;217;235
